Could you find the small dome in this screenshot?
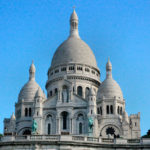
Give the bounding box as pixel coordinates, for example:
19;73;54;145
18;62;41;102
18;80;40;101
51;37;98;68
98;78;123;99
98;59;123;100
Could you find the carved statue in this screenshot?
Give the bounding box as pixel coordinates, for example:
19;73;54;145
62;88;68;102
88;117;93;134
32;119;37;134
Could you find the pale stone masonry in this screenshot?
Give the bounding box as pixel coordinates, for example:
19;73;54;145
1;10;146;150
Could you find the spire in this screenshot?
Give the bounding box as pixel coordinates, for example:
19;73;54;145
69;8;80;38
11;112;16;120
106;58;112;79
36;88;43;97
29;60;36;81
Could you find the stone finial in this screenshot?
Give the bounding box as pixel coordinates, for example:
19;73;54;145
11;112;16;120
36;88;43;98
29;61;36;81
106;58;112;79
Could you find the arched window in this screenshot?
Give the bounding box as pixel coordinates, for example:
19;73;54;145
85;87;90;99
25;108;28;117
79;122;82;134
117;106;120;114
48;123;51;135
29;108;32;117
110;105;113;114
50;91;52;96
120;107;122;115
55;88;58;94
23;129;31;135
62;112;68;130
106;105;109;114
97;108;100;114
77;86;82;96
100;107;102;115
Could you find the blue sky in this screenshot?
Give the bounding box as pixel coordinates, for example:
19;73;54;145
0;0;150;136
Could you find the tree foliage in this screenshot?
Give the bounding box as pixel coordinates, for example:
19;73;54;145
142;129;150;138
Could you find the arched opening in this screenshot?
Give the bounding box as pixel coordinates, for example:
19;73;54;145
100;107;102;115
97;107;100;114
120;107;122;115
77;86;82;97
46;114;53;135
77;114;84;134
106;127;115;135
23;129;31;135
61;111;69;130
62;85;68;102
106;105;109;114
110;105;113;114
55;88;58;94
25;108;28;117
85;87;90;99
29;108;32;117
48;123;51;135
50;91;52;96
79;122;82;134
117;106;120;114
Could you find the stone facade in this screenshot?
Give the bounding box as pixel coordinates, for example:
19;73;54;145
2;10;143;149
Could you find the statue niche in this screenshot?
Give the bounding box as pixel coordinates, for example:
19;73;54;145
62;85;69;103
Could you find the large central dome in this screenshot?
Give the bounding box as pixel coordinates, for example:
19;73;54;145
50;10;98;69
51;37;97;68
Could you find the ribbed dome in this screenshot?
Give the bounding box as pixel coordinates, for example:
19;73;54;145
51;37;97;68
18;80;40;101
18;62;41;102
98;59;123;100
98;78;123;99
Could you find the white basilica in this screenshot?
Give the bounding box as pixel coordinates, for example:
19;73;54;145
4;10;140;139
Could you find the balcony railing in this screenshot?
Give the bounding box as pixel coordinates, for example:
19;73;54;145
0;135;150;145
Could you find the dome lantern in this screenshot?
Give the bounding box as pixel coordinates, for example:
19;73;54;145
106;58;112;79
29;61;36;81
70;9;80;38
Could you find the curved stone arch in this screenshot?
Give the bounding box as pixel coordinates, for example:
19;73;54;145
17;127;32;135
57;110;71;118
100;123;122;137
43;111;56;120
73;111;87;120
58;79;72;91
44;111;57;135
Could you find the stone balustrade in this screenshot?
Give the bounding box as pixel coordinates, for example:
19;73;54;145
0;135;150;145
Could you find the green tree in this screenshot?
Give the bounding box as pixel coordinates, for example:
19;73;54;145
142;129;150;138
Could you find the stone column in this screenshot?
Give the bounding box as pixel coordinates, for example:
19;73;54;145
56;117;61;134
102;100;106;116
114;97;117;115
69;90;72;101
82;87;85;99
70;118;72;134
21;101;24;117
